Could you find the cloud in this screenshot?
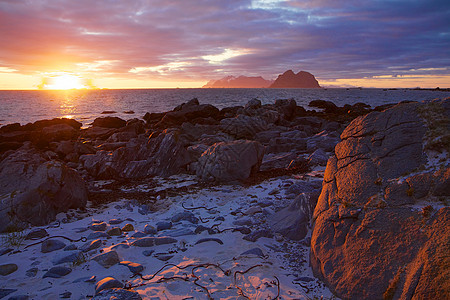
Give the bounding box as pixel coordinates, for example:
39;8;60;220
0;0;448;86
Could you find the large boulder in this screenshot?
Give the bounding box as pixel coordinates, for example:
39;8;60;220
195;140;265;182
0;147;88;232
80;131;192;179
310;100;450;299
220;115;267;139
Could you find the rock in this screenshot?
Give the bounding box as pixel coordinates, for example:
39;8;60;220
142;250;154;257
80;239;102;252
130;237;177;247
87;231;110;240
243;230;273;242
156;221;172;231
109;218;123;225
241;248;265;257
92;116;126;128
310;100;450;299
196;140;265;182
171;212;199;224
308;148;329;166
42;266;72;278
121;223;134;232
41;239;66;253
52;251;85;265
0;263;18;276
260;152;297;171
154;253;174;261
106;227;122;236
60;291;71;298
164;228;195;237
40;124;78;143
64;244;77;251
243;206;262;215
89;222;108;231
95;277;124;294
131;231;146;238
92;251;120;268
93;288;142;300
26;267;38;277
269;193;317;241
143;225;157;235
220;115;267;139
269;70;320;88
195;238;224;245
0;149;88;232
233;217;253;226
244;98;262;110
309;100;341;114
25;228;48;240
119;261;144;274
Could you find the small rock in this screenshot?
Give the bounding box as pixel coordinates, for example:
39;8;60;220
241;248;265;257
243;230;273;242
244;206;263;215
60;291;72;298
93;288;142;299
194;225;209;234
171;212;199;224
107;227;122;236
215;216;225;222
95;277;124;294
25;267;38;277
154;253;174;262
258;200;274;207
64;244;77;251
143;225;157;235
233;217;253;226
92;251;120;268
268;188;280;195
43;266;72;278
73;275;96;283
87;232;110;240
89;222;108;231
131;231;147;238
111;243;130;251
156;221;172;231
52;251;85;265
131;237;177;247
121;223;134;232
195;238;224;245
119;261;144;274
80;239;102;252
109;219;123;225
142;250;155;256
25;228;48;240
234;227;251;234
41;239;66;253
0;263;18;276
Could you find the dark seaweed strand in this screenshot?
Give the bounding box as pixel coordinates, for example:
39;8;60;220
182;202;217;211
24;235;87;249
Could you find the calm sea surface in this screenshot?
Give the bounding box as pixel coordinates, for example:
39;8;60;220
0;88;448;127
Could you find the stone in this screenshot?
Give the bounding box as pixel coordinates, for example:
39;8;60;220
171;212;199;224
80;239;102;252
89;222;108;231
131;231;147;238
241;248;265;257
106;227;122;236
121;223;134;232
0;263;18;276
233;217;253;226
308;148;329;166
143;225;157;235
40;124;78;143
60;291;71;298
92;116;126;128
196;140;264;182
25;228;48;240
95;277;124;294
64;244;77;251
131;237;177;247
243;206;262;216
25;267;38;277
42;266;72;278
109;218;123;225
52;251;85;265
220;115;267;139
92;251;120;268
156;221;172;231
93;288;142;300
142;250;154;257
164;228;195;237
154;253;174;261
41;239;66;253
87;232;110;240
310;100;450;299
119;261;144;274
243;230;273;242
0;149;88;232
195;238;224;245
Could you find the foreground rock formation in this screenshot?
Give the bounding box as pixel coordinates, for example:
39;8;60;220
311;99;449;299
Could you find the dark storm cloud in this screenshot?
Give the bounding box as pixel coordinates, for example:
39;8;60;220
0;0;448;80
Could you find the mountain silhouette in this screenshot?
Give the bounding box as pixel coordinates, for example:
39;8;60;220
269;70;320;88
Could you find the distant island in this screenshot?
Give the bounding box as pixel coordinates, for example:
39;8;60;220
203;70;321;88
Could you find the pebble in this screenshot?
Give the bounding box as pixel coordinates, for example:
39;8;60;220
121;223;134;232
243;230;274;242
142;250;154;257
43;266;72;278
0;263;18;276
25;267;38;277
95;277;124;294
215;216;225;222
194;225;209;234
41;239;66;253
87;232;110;240
107;227;122;236
195;238;224;245
80;239;102;252
89;222;108;231
25;228;48;240
144;225;157;235
268;188;280;195
131;231;147;238
119;261;144;273
241;247;265;257
171;212;199;224
233;217;253;226
73;275;96;283
154;253;174;261
244;206;263;215
93;288;141;299
258;200;274;207
156;221;172;231
109;218;123;225
92;251;120;268
64;244;77;251
131;237;177;247
52;251;84;265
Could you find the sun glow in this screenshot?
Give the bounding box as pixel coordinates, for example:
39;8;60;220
39;73;93;90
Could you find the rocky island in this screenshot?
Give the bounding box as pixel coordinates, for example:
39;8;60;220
0;96;448;299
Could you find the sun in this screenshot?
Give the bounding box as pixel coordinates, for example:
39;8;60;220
39;73;92;90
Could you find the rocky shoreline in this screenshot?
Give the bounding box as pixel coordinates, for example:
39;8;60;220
0;96;448;299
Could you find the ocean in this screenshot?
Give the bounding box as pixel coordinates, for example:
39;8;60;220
0;88;448;127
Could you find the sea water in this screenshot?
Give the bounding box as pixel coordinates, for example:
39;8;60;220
0;88;447;127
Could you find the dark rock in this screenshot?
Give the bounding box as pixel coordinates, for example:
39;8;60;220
40;124;78;143
25;267;38;277
142;250;154;257
42;266;71;278
41;239;66;253
93;288;142;300
156;221;172;231
171;212;199;224
92;116;126;128
89;222;108;231
131;237;177;247
95;277;124;294
164;228;195;237
143;225;157;235
241;248;265;257
309;100;340;114
196;140;264;182
220;115;267;139
154;253;174;261
8;294;29;300
52;251;85;265
131;231;147;238
25;228;48;240
109;219;123;225
87;232;110;240
64;244;77;251
80;239;102;252
92;251;120;268
0;263;18;276
243;230;273;242
194;225;209;234
106;227;122;236
119;261;144;274
60;291;71;298
195;238;223;245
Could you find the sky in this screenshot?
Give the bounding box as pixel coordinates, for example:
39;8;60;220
0;0;449;89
